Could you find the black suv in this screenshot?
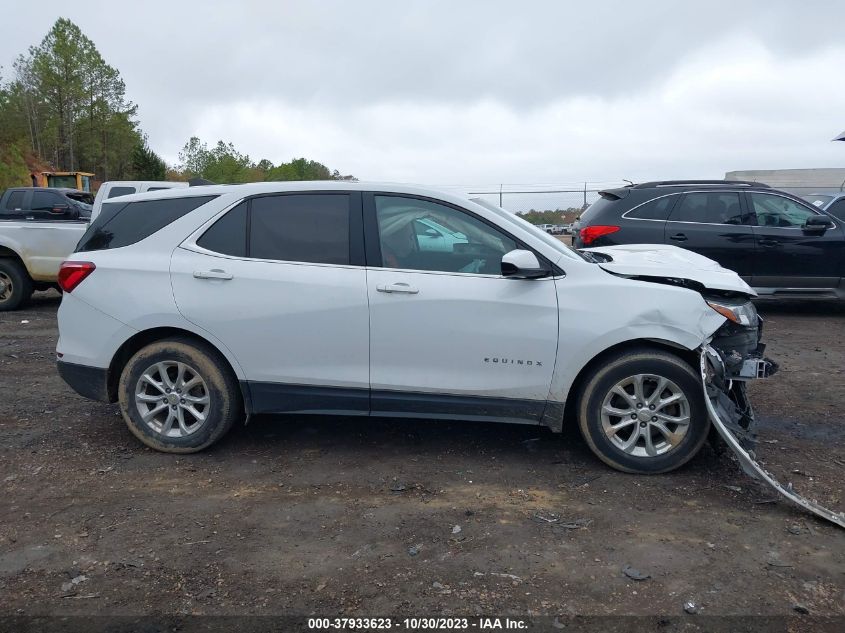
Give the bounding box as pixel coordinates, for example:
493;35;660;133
574;180;844;301
0;187;93;221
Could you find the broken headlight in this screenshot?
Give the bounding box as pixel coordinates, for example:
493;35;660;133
706;298;758;327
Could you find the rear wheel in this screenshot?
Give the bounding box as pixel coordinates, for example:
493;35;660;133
577;349;709;474
118;337;241;453
0;259;33;312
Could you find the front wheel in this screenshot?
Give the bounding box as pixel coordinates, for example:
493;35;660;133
577;349;710;474
117;337;241;453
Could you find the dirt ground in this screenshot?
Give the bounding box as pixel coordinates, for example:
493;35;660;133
0;292;843;621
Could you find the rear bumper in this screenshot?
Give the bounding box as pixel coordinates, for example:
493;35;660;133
57;360;112;403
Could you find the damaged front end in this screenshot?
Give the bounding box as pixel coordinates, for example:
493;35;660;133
701;297;845;529
702;297;777;453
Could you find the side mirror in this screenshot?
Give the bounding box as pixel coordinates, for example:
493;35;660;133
423;228;440;237
804;215;833;232
501;249;549;279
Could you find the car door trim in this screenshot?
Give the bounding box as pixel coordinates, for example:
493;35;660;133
244;380;548;424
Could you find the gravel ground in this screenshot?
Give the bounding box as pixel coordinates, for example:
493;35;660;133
0;291;843;621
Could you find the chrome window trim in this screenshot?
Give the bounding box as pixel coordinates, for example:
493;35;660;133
622;189;838;230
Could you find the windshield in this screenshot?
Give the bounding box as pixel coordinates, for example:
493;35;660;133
469;198;585;261
800;194;833;209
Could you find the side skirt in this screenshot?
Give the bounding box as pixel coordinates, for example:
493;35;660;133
243;381;551;426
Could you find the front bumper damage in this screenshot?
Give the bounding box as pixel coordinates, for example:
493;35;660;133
700;339;845;529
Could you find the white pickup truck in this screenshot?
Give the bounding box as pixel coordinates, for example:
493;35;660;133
0;187;92;310
0;181;187;310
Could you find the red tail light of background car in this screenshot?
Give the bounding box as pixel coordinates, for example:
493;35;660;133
579;225;620;246
57;261;96;293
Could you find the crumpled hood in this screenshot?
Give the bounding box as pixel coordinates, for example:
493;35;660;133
583;244;756;296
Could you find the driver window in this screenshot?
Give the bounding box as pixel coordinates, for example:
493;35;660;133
749;193;815;228
375;196;518;274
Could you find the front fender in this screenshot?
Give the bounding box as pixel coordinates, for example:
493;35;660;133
551;273;725;403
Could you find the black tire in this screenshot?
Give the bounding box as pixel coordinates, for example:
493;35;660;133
576;348;710;474
0;258;34;312
117;337;242;453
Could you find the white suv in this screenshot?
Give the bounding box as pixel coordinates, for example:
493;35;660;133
56;182;775;473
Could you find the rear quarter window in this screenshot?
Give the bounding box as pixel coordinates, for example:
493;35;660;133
196;202;248;257
76;195;217;252
625;195;677;220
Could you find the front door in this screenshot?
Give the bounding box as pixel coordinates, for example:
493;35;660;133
365;194;559;423
662;191;755;280
745;191;844;292
171;192;371;415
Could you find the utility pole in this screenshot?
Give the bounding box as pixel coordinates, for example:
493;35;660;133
499;184;503;208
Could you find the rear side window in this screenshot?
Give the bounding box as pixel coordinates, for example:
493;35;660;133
76;195;217;252
196;202;248;257
107;186;136;198
4;191;26;211
249;194;350;264
626;195;677;220
669;192;744;225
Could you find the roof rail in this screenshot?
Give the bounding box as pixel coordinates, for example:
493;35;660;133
632;180;770;189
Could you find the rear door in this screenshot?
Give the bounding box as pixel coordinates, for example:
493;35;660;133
171;192;371;415
662;191;755;280
745;191;843;292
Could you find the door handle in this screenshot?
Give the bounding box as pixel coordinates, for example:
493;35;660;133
669;233;688;242
758;238;779;247
376;282;419;294
193;269;233;280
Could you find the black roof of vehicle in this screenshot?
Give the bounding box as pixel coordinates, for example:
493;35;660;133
630;179;770;189
597;180;772;201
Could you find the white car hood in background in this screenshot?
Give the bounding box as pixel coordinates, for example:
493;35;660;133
583;244;756;295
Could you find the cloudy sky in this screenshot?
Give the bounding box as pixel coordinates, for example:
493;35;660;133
3;0;844;208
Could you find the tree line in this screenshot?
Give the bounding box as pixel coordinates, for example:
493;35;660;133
517;208;582;225
0;18;353;189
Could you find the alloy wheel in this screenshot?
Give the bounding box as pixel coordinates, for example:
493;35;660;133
600;373;691;457
134;361;211;437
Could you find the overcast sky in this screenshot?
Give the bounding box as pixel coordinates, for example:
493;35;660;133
3;0;844;208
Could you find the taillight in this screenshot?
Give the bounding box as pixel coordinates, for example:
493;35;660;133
579;225;620;246
58;261;96;292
